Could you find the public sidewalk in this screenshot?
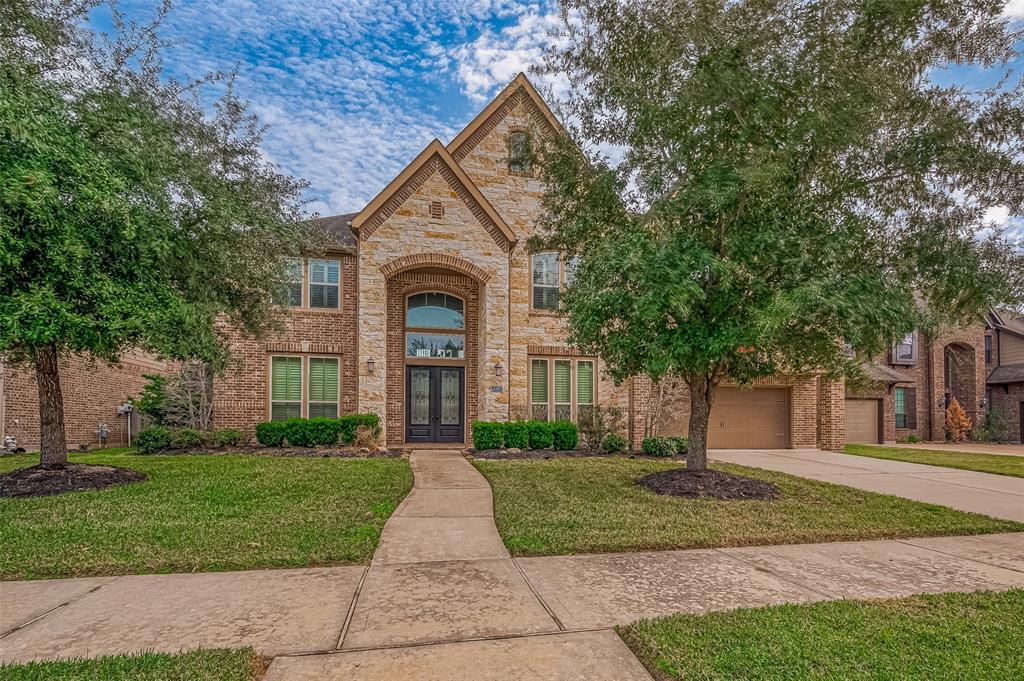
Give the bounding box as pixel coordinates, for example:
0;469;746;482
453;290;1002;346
2;450;1024;679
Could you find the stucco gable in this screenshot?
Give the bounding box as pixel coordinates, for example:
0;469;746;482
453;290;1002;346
447;73;563;162
351;139;516;251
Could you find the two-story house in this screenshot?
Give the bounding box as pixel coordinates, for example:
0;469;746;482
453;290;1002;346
209;73;1022;449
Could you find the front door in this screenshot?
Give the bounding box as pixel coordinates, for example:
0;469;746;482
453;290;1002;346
405;366;465;443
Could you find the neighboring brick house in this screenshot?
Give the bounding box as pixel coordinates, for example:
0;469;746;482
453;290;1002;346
208;73;1019;449
986;309;1024;443
839;310;1024;445
1;351;169;451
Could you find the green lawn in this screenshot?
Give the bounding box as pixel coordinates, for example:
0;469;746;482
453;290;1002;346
473;458;1022;556
0;452;412;580
844;444;1024;478
619;589;1024;680
0;648;258;681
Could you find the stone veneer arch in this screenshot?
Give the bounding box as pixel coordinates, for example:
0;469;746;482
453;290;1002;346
380;253;494;284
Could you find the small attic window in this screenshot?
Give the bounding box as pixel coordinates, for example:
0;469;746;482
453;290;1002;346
429;201;444;219
508;131;532;173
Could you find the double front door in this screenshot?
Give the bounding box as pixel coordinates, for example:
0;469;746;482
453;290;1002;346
405;366;464;443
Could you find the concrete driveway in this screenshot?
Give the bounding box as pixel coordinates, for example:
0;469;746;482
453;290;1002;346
711;448;1024;522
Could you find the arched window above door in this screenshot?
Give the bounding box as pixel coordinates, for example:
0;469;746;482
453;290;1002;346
406;292;464;329
406;292;466;360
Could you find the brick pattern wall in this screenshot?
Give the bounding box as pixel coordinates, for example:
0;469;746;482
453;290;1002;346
816;377;846;450
385;270;481;447
3;353;167;450
212;252;358;431
990;384;1024;443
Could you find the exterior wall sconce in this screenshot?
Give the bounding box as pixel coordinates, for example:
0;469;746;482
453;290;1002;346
980;395;987;408
366;357;376;374
494;362;503;378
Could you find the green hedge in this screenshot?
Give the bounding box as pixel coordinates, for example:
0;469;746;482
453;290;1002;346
601;433;627;453
136;426;172;454
551;420;578;450
255;414;381;448
470;420;579;451
638;436;679;456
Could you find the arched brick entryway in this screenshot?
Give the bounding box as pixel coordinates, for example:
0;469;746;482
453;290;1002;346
383;257;486;447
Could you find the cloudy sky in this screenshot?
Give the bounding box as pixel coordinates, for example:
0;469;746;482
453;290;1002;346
91;1;1023;239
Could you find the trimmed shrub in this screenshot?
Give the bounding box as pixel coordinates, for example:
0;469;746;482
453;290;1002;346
669;436;688;455
209;428;246;448
307;417;341;446
552;421;578;450
601;433;627;453
255;421;287;447
135;426;172;454
527;420;554;449
504;421;529;449
284;418;316;447
472;421;505;450
339;413;381;445
170;427;203;448
642;436;675;457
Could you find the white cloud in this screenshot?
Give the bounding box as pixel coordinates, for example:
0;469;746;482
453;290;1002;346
451;6;567;102
984;205;1011;226
1004;0;1024;19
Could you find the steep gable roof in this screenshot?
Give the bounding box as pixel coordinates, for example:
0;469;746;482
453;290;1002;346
351;139;516;250
447;72;564;161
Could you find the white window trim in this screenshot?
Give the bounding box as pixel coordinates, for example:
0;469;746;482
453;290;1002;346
308;258;341;310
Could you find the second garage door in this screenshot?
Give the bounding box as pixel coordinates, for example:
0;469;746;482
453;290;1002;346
845;398;881;444
709;388;791;449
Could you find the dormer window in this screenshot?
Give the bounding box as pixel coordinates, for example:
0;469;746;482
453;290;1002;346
892;332;916;365
508;131;532;173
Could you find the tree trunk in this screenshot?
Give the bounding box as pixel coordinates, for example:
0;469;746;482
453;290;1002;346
34;343;68;467
686;374;717;471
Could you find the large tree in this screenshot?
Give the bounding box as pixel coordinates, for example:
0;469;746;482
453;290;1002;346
0;1;318;466
535;0;1024;470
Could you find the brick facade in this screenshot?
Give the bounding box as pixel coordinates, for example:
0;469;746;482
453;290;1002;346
212;251;358;429
2;353;168;450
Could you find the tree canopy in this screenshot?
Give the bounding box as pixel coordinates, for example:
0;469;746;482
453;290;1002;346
0;1;320;463
535;0;1024;467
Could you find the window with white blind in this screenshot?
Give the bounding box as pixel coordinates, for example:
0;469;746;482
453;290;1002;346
531;252;560;310
309;259;340;309
308;357;339;418
270;356;302;420
528;357;597;422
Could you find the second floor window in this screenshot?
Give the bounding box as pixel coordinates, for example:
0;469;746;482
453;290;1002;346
309;259;340;309
284;259;303;307
985;335;993;364
532;252;561;310
893;332;916;365
508;131;532;173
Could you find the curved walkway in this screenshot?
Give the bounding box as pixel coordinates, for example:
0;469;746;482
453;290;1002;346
2;449;1024;679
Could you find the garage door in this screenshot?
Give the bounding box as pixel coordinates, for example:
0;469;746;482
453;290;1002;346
709;388;790;449
845;399;881;444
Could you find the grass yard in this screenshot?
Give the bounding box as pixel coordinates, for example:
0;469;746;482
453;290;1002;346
473;458;1022;556
844;444;1024;479
0;452;412;580
0;648;259;681
619;589;1024;680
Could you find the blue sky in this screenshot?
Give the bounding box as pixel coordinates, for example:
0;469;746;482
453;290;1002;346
90;1;1023;239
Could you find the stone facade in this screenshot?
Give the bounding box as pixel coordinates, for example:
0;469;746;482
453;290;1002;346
1;352;168;450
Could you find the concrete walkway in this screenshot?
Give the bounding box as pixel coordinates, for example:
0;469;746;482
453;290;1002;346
712;448;1024;522
3;450;1024;678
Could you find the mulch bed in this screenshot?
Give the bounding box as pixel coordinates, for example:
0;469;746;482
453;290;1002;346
0;463;147;498
470;448;684;461
637;468;780;501
142;445;403;458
